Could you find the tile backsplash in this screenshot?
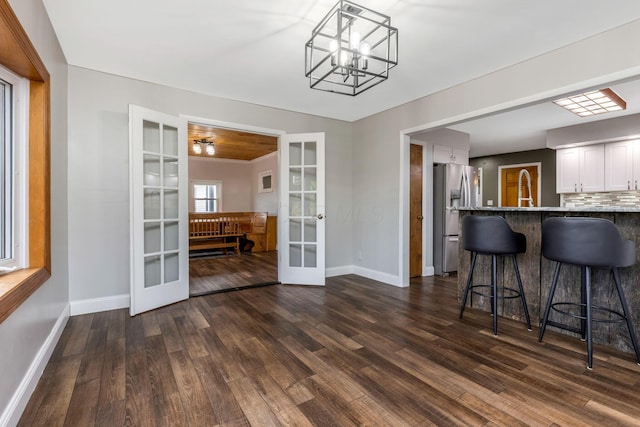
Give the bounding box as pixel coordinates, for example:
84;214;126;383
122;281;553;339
562;191;640;208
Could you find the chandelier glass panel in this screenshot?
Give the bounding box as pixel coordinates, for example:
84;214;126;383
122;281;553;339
305;0;398;96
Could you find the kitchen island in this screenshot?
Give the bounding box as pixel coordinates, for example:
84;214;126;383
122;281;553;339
457;206;640;355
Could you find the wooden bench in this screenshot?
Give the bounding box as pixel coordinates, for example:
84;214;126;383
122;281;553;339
189;212;268;254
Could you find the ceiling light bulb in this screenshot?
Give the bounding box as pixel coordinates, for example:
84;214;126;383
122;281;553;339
206;143;215;155
329;39;338;52
340;51;348;66
350;32;360;50
360;42;370;57
192;141;202;154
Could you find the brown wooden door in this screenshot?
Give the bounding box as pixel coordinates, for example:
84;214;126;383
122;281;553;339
410;144;423;278
501;165;539;207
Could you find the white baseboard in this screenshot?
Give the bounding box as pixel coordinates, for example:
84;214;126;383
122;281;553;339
352;266;404;287
423;266;435;276
1;304;69;427
70;294;129;316
325;265;354;277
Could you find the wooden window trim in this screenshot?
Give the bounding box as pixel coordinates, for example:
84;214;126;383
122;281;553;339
0;0;51;323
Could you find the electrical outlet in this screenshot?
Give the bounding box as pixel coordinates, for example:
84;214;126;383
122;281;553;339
487;200;494;206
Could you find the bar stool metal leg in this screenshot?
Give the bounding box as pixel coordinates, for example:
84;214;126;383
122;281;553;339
539;262;562;342
459;252;478;319
491;254;498;335
612;268;640;365
585;266;593;370
511;254;532;331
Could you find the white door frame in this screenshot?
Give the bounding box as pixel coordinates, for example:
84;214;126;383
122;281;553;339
497;162;542;207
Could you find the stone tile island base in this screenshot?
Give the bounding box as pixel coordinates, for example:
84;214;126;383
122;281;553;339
457;207;640;355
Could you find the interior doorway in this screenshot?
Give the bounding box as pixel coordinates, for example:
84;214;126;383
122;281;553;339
498;163;541;207
186;121;280;295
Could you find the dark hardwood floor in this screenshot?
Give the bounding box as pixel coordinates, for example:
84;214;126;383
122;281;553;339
189;251;278;295
19;274;640;426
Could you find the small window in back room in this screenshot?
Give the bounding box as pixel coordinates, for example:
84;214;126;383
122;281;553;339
191;180;222;213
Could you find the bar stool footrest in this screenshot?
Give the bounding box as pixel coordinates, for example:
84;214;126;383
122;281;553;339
551;302;626;324
470;285;523;300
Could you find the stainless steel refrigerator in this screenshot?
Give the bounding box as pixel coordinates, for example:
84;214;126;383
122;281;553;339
433;163;480;275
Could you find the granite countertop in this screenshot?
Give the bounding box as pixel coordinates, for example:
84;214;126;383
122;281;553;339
457;206;640;213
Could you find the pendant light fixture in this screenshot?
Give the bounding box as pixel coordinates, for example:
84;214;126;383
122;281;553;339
305;0;398;96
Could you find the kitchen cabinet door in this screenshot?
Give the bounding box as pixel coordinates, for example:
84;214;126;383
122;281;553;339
556;147;581;193
579;144;605;192
556;144;604;193
633;140;640;190
433;145;469;165
605;140;634;191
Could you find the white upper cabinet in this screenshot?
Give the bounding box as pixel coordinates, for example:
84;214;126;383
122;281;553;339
556;144;605;193
605;140;640;191
433;145;469;165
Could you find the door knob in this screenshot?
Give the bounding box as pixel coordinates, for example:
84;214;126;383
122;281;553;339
317;214;324;219
417;216;424;220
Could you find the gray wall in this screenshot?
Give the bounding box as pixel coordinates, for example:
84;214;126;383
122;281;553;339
67;66;353;304
1;0;69;424
351;19;640;284
470;149;560;207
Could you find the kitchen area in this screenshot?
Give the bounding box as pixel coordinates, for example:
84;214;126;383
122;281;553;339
422;79;640;357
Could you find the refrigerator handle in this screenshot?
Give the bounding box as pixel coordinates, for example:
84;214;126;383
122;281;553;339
461;169;469;207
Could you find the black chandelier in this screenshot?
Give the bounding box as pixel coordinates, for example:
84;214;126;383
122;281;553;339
305;0;398;96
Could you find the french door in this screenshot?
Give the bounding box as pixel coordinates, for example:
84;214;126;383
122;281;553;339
279;133;325;285
129;105;188;315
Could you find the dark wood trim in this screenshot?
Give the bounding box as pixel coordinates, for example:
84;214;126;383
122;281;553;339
0;0;52;322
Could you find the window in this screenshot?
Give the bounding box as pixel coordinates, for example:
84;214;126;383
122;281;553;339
0;0;51;324
190;181;222;212
0;65;28;271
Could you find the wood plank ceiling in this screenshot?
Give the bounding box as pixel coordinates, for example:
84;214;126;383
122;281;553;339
188;123;277;161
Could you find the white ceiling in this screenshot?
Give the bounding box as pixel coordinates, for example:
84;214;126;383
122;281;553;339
449;77;640;158
43;0;640;125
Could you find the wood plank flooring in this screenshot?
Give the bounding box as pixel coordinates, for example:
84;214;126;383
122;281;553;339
19;274;640;426
189;251;278;295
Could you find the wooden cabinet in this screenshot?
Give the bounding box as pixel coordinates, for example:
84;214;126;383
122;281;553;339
556;144;604;193
433;145;468;165
605;140;640;191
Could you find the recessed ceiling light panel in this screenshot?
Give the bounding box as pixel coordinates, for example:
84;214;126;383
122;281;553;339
553;88;626;117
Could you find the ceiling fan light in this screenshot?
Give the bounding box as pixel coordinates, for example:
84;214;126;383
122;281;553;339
206;143;215;155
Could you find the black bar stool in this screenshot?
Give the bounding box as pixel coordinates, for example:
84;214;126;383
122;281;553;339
539;217;640;369
459;215;532;335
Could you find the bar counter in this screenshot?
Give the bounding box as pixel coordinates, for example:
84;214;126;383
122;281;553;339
457;206;640;355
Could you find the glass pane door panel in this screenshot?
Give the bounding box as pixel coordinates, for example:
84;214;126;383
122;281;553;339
164;221;179;251
303;167;317;191
304;141;317;165
304;245;317;268
144;255;162;288
163;125;178;156
143;155;161;186
144;189;161;219
304;194;317;216
164;189;179;219
143;120;160;153
289;168;302;191
144;222;161;254
304;219;317;243
289;218;302;242
289;194;302;216
164;253;179;282
163;158;179;187
289;244;302;267
290;142;302;166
